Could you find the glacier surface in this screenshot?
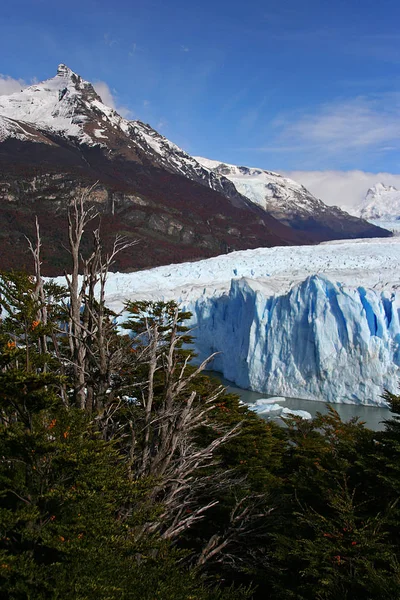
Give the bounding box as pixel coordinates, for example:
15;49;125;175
54;237;400;406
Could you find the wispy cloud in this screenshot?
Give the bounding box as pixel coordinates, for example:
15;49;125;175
238;93;276;132
104;33;118;48
180;45;190;52
255;93;400;168
156;119;168;130
128;42;145;56
0;75;28;95
93;81;133;119
281;169;400;210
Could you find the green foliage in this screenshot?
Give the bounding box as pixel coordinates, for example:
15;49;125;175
1;268;400;600
0;404;251;599
263;408;400;600
0;274;252;599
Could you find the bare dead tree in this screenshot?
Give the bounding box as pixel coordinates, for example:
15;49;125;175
63;185;98;409
114;304;248;544
62;185;137;410
25;219;69;405
25;217;48;359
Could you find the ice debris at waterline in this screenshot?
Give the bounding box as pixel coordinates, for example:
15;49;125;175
54;237;400;407
244;397;312;421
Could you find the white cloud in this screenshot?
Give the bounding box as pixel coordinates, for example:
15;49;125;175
0;75;28;95
259;94;400;168
93;81;133;119
284;96;400;150
281;169;400;210
180;45;190;52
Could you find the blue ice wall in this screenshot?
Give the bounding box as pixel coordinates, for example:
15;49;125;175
186;276;400;406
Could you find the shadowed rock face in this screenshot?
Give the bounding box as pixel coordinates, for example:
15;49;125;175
0;65;390;275
0;139;309;275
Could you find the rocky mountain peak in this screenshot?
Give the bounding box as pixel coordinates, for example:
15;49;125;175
0;66;114;145
55;64;101;103
56;63;77;79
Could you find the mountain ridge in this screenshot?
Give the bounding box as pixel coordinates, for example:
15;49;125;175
0;64;391;274
195;157;387;242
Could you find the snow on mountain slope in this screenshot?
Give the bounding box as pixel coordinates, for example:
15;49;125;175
0;65;251;206
0;65;96;144
0;115;55;144
352;183;400;221
67;236;400;406
0;64;152;157
128;122;247;204
195;157;390;240
196;157;326;214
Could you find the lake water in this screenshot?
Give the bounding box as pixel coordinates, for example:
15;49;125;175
207;371;392;431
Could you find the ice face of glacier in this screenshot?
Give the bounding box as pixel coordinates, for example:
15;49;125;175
186;275;400;406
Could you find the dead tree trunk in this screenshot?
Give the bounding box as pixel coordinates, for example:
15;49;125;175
63;186;136;411
64;186;98;409
26;217;48;359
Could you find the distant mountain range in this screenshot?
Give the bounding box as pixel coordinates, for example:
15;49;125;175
0;64;390;274
196;157;386;241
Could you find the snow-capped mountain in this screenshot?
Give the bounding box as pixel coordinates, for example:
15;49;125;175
196;157;386;241
0;64;390;273
196;157;325;214
352;183;400;221
0;64;254;205
1;65;312;273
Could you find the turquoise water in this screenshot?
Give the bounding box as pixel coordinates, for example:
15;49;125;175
207;371;392;431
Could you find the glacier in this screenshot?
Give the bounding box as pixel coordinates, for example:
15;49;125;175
186;275;399;406
54;236;400;406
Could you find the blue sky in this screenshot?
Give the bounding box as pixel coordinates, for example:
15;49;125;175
2;0;400;173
